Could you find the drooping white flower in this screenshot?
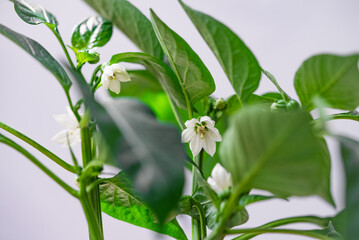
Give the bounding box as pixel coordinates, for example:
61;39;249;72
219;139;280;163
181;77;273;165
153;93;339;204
207;163;232;193
52;107;81;147
101;63;131;94
181;116;222;156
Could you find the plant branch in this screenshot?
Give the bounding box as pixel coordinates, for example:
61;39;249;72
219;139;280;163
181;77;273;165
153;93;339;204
0;121;76;173
0;134;78;198
262;68;290;101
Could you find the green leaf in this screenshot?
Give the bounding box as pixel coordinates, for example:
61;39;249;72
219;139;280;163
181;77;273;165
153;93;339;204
0;24;71;91
83;0;163;59
110;52;187;109
71;16;112;50
69;47;100;67
332;137;359;239
150;9;215;105
238;194;286;208
179;1;261;103
220;106;334;205
100;172;187;240
13;0;58;28
69;69;186;222
294;54;359;111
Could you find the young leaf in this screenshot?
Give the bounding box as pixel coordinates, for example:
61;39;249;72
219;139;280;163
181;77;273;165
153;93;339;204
179;1;261;103
83;0;163;59
294;54;359;111
332;137;359;239
220;106;334;205
150;9;216;106
110;52;187;109
13;0;58;28
0;24;72;91
69;47;100;67
100;172;187;240
71;16;113;50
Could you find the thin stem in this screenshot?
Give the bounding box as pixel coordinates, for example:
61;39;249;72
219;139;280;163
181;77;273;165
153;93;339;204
233;216;331;240
192;152;204;240
227;228;330;240
86;178;108;193
65;91;81;122
0;134;78;198
261;68;290;101
192;198;207;239
329;112;359;121
0;121;76;173
168;96;185;130
90;65;102;86
50;27;76;71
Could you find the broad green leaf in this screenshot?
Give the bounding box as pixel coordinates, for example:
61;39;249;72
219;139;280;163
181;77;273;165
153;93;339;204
220;106;334;205
100;172;187;240
0;24;71;91
110;52;187;109
13;0;58;28
70;70;186;222
71;16;112;50
179;1;261;103
332;137;359;239
150;10;215;105
294;54;359;111
84;0;163;59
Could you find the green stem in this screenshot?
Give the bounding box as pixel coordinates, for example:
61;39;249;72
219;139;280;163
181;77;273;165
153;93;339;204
233;216;331;240
227;228;330;240
329;112;359;121
50;27;76;71
0;134;78;198
90;65;102;86
0;121;76;173
192;198;207;239
81;127;103;238
168;96;185;130
79;183;103;240
261;68;290;101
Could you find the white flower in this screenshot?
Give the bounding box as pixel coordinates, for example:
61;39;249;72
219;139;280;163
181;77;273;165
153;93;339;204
101;63;131;94
181;116;222;156
52;107;81;147
207;163;232;193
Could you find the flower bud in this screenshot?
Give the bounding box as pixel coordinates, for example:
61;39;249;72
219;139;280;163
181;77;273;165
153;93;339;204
214;98;227;111
286;99;300;111
270;99;287;112
207;163;232;194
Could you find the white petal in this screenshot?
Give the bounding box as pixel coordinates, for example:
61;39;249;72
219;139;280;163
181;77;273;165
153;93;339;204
181;128;196;143
207;127;222;142
53;112;78;130
67;128;81;147
185;118;199;128
211;163;232;191
202;135;216;156
101;74;110;90
52;130;69;146
109;78;121;94
207;177;222;193
103;65;113;75
189;134;202;157
200;116;215;128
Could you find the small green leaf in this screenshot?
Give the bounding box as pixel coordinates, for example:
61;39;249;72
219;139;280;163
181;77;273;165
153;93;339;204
238;194;287;208
332;137;359;239
220;106;334;205
294;54;359;111
13;0;58;28
84;0;163;59
150;9;215;105
179;1;261;103
69;47;100;67
110;52;187;109
71;16;112;50
0;24;71;91
100;172;187;240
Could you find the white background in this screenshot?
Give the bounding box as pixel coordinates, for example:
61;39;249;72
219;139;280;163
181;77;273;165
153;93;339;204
1;0;359;239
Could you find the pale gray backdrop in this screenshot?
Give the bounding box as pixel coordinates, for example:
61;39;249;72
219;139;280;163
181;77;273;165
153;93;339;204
1;0;359;239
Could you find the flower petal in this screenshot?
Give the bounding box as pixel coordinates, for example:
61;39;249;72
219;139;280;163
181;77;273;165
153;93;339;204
200;116;215;128
202;134;216;156
207;177;222;193
101;74;110;89
109;78;121;94
190;134;202;156
185;118;199;128
207;127;222;142
52;129;69;146
181;128;196;143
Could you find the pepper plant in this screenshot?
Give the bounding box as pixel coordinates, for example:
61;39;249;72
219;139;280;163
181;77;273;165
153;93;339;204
1;0;359;239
